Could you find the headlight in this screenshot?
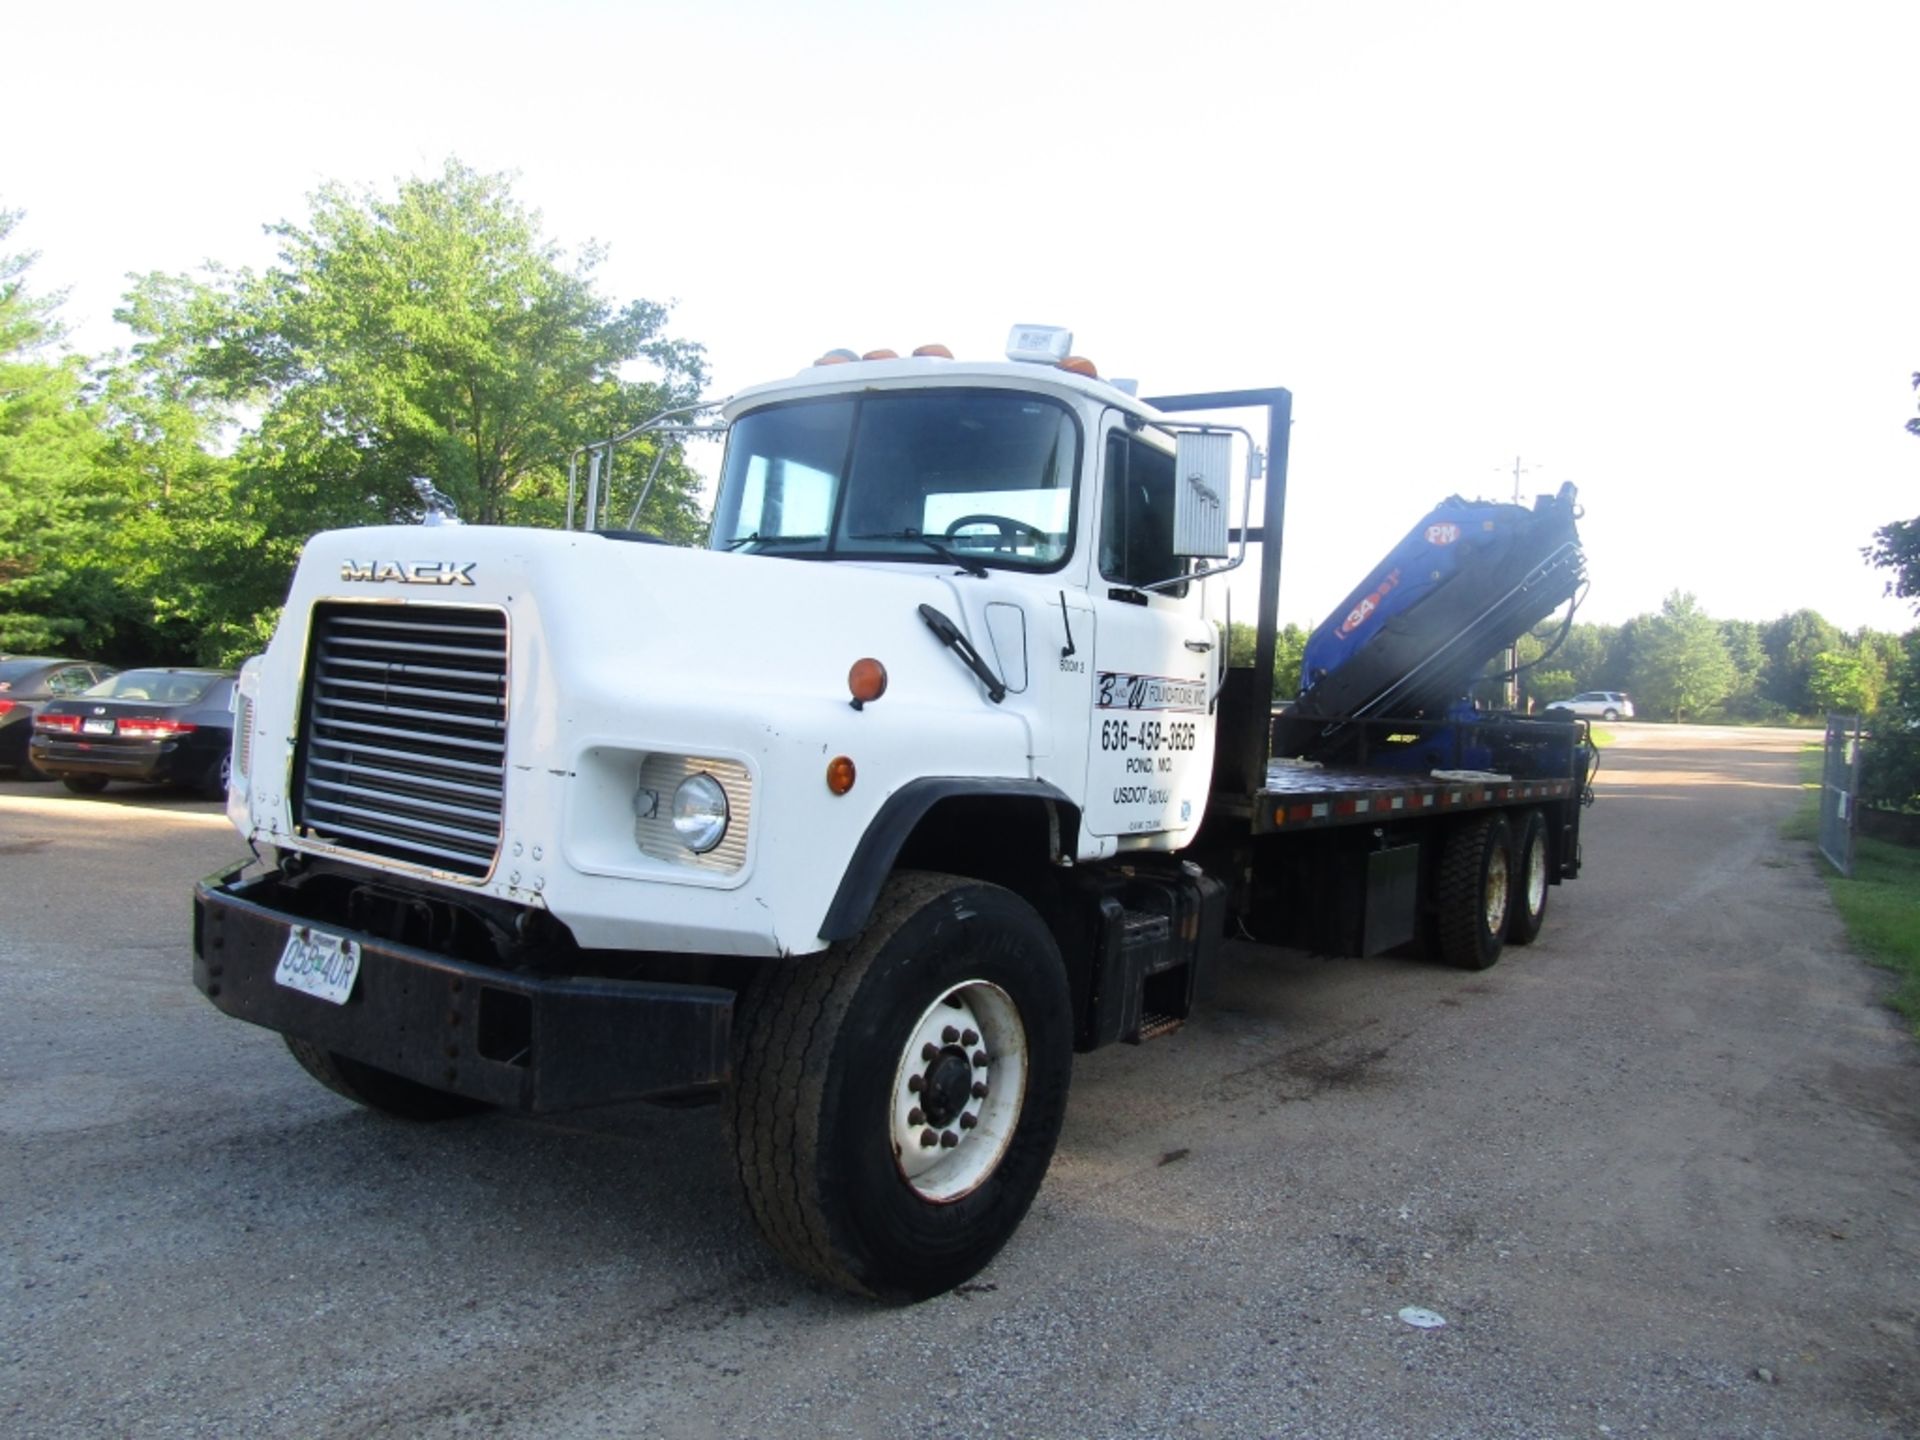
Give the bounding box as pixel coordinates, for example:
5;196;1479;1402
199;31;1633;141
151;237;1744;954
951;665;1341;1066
671;772;730;853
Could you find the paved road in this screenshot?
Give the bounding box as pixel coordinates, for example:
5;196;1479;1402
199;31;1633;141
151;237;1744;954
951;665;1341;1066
3;728;1917;1439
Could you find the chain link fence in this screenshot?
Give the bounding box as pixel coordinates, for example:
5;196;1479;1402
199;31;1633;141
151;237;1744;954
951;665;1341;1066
1819;714;1866;877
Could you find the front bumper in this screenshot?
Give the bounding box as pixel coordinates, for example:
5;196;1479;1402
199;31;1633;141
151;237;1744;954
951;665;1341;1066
193;866;734;1112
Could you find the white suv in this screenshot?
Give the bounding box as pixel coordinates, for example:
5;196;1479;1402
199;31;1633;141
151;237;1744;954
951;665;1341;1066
1544;690;1634;720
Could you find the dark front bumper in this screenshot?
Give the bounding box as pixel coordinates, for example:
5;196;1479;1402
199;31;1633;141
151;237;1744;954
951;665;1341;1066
193;867;733;1113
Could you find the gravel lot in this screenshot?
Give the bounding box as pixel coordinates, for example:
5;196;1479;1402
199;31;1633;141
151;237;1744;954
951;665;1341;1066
3;726;1917;1439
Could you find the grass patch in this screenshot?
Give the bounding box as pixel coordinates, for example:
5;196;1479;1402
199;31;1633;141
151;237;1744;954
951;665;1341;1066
1829;840;1920;1030
1781;743;1821;842
1788;742;1920;1032
1588;726;1617;748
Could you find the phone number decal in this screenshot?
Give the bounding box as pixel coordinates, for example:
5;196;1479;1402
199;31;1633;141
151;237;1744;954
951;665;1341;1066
1099;719;1198;753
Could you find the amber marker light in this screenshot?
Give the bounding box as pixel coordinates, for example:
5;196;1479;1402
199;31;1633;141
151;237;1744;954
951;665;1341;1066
1059;355;1099;378
814;348;859;365
862;348;900;361
848;657;889;710
827;756;858;795
912;343;953;358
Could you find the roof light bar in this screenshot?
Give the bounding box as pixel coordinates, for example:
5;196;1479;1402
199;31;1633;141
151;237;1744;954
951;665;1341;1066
1006;325;1072;365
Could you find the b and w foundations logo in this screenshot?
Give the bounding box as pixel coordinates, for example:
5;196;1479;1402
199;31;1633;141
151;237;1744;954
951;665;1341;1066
340;560;476;586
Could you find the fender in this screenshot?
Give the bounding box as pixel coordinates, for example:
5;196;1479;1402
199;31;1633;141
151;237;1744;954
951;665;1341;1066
819;778;1077;942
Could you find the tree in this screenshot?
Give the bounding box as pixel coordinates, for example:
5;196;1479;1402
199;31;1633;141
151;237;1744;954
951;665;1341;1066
1759;609;1843;714
0;209;116;652
1630;591;1737;722
1862;371;1920;610
1228;620;1309;700
1806;649;1882;716
184;159;707;538
1528;667;1576;705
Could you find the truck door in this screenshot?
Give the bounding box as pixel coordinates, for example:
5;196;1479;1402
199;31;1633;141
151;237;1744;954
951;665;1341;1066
1082;413;1218;838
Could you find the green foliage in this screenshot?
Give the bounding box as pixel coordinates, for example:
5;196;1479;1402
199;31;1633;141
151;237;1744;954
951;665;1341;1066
1759;609;1844;713
178;159;707;543
0;161;712;668
1631;590;1736;722
1826;835;1920;1034
1528;667;1576;704
1227;620;1309;699
0;209;119;652
1807;650;1882;716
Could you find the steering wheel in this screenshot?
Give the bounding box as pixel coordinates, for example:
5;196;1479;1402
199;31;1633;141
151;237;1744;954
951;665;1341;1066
943;513;1049;552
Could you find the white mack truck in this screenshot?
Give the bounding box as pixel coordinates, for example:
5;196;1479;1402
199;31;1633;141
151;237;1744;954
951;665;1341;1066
195;326;1594;1300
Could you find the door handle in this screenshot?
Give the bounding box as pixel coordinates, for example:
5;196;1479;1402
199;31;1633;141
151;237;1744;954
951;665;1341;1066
1184;638;1214;653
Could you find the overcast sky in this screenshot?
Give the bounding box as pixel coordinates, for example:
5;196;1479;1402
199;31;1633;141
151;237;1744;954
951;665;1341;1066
7;0;1916;632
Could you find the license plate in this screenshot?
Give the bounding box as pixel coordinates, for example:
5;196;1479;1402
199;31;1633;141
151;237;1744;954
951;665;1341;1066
82;718;114;735
274;925;362;1005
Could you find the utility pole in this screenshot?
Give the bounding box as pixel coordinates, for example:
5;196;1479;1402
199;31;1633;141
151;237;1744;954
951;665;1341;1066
1499;457;1534;710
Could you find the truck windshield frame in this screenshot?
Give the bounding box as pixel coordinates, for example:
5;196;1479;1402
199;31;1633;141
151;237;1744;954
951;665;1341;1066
709;388;1082;574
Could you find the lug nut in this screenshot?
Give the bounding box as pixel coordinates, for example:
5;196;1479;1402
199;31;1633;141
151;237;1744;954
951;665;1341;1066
919;1128;939;1149
962;1029;979;1046
960;1113;978;1130
973;1049;989;1067
940;1131;959;1148
922;1043;938;1062
907;1075;924;1093
907;1108;924;1126
972;1081;989;1099
942;1025;960;1044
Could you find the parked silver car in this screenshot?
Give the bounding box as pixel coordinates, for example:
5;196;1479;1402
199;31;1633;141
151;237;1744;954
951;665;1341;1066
1544;690;1634;720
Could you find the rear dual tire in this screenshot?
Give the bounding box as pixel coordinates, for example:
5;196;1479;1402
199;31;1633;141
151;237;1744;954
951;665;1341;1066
1434;810;1552;969
1506;809;1551;946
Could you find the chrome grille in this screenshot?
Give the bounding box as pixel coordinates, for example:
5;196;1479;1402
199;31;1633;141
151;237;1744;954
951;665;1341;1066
294;604;508;879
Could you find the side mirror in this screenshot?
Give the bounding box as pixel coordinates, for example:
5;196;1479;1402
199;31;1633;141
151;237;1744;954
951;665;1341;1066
1172;432;1232;558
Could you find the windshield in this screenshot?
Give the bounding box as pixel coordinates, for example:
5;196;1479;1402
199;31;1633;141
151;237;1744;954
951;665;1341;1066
86;670;221;704
710;389;1080;571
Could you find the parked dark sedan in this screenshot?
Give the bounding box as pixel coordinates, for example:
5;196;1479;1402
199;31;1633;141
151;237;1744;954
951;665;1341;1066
30;668;237;796
0;656;119;777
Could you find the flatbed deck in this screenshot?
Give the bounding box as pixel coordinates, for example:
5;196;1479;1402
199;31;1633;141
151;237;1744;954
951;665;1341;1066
1251;759;1581;836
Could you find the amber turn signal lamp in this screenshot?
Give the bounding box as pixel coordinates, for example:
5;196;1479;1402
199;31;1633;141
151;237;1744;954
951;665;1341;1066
848;657;888;710
862;348;900;361
814;348;859;365
912;343;953;358
827;756;857;795
1059;355;1099;378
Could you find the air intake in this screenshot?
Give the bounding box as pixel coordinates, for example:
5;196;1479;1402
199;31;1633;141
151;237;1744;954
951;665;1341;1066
294;604;509;879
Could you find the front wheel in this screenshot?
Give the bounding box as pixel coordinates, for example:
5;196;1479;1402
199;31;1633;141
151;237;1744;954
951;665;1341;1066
724;871;1073;1301
62;775;109;795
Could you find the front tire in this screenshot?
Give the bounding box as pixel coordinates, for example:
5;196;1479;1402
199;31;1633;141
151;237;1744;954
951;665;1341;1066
62;775;109;795
724;871;1073;1301
1507;810;1551;946
283;1037;492;1121
1434;815;1513;970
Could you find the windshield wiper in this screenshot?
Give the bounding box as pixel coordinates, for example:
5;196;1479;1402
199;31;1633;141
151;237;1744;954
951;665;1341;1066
723;532;827;552
849;530;988;578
